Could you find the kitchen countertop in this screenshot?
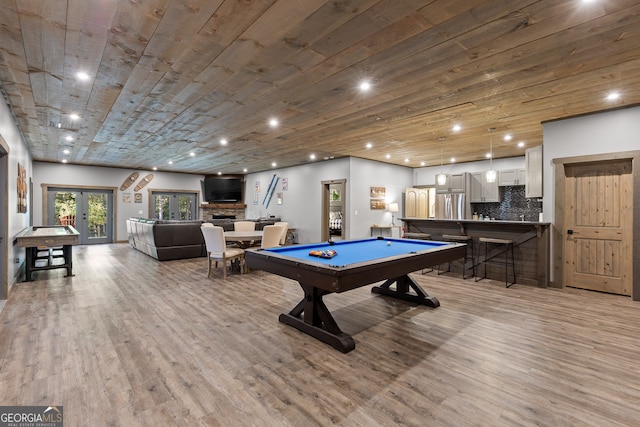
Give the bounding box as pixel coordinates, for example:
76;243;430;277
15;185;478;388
400;217;550;225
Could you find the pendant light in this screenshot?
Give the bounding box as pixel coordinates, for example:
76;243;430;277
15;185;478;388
486;128;496;183
436;136;447;186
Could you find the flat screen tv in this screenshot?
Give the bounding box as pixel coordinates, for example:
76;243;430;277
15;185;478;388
203;177;243;203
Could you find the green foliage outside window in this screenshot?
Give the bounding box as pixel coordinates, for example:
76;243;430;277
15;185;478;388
54;192;76;226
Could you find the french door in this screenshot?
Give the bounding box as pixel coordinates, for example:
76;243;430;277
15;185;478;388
151;192;197;220
47;188;114;245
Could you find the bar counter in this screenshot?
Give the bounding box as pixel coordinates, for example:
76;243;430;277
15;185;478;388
400;218;551;287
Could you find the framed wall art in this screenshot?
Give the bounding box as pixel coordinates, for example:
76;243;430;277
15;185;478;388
17;162;27;213
369;186;386;210
370;186;386;199
370;199;386;210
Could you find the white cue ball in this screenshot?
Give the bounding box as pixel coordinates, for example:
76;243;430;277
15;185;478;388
387;241;391;246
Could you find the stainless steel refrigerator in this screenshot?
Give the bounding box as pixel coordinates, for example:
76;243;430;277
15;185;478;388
435;193;469;219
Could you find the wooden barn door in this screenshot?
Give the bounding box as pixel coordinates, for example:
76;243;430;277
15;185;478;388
563;159;632;295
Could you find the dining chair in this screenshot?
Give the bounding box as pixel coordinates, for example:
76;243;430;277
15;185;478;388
233;221;256;231
233;220;257;246
261;225;283;249
274;221;289;246
251;225;284;276
200;225;245;279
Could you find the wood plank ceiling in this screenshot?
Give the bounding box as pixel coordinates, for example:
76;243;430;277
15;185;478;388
1;0;639;175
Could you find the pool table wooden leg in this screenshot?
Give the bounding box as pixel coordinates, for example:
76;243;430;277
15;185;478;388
279;283;356;353
371;274;440;308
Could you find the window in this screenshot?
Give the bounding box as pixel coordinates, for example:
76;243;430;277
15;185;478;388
151;192;197;220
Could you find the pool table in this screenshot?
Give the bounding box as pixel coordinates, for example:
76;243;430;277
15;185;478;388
16;225;80;281
245;237;466;353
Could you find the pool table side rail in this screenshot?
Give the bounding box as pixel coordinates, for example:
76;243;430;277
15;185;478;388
245;243;466;293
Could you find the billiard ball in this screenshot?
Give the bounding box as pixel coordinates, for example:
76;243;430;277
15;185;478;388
387;241;391;246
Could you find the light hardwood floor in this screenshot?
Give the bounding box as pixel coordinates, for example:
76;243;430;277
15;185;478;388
1;244;639;426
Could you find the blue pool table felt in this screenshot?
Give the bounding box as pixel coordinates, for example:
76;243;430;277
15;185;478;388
264;237;449;266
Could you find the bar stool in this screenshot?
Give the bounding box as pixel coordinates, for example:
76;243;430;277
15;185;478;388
437;235;475;279
476;237;516;287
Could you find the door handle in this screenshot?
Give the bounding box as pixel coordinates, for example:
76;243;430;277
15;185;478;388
567;229;573;235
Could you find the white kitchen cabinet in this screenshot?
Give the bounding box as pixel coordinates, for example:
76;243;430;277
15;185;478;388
435;173;467;194
498;169;526;186
470;172;500;203
525;145;543;198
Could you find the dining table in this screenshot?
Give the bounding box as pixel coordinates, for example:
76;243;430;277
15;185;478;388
224;230;264;248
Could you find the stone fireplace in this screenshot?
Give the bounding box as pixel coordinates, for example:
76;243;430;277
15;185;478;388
200;204;246;220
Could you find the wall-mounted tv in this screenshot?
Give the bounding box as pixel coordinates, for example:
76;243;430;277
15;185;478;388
203;177;244;203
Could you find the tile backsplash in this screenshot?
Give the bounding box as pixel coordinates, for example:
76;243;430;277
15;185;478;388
471;186;542;221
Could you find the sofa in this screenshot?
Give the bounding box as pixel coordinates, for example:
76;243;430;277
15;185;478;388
126;217;283;261
127;218;206;261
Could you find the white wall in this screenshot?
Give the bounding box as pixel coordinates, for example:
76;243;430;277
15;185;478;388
32;162;204;242
244;158;351;244
244;157;413;243
542;106;640;284
543;106;640;223
0;99;33;289
348;157;413;237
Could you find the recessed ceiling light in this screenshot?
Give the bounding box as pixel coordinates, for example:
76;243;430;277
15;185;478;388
606;92;620;101
152;166;157;171
365;142;372;149
168;160;173;165
61;159;67;163
420;161;426;166
269;118;279;128
309;154;316;160
359;80;371;92
243;168;248;173
450;158;456;163
217;171;222;175
404;158;410;163
271;162;277;167
486;153;492;159
385;154;391;159
189;152;195;157
65;135;73;141
69;113;80;120
452;124;462;132
63;149;70;155
76;71;90;81
518;141;525;148
504;134;512;141
220;138;228;145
